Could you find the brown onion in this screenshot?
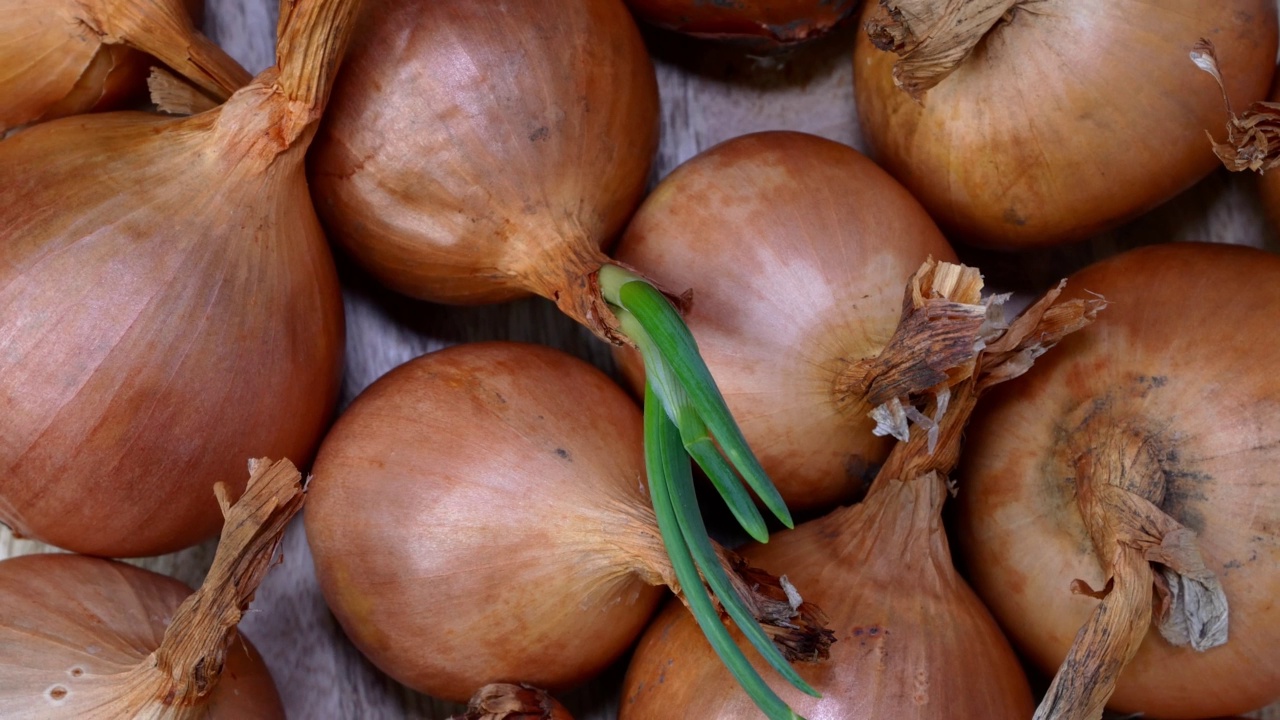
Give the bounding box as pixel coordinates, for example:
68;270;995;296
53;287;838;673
0;457;302;717
0;0;353;556
0;0;250;133
613;131;956;512
621;260;1102;719
305;342;827;703
958;243;1280;718
308;0;656;343
853;0;1278;248
624;0;856;50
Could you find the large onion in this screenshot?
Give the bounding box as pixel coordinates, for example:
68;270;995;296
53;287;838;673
853;0;1278;248
613;131;956;512
0;0;249;133
305;342;828;706
623;0;857;50
0;458;302;717
957;243;1280;718
0;0;353;556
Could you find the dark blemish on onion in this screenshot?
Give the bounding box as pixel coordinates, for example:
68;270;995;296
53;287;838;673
1003;207;1028;226
555;447;571;461
528;126;550;142
868;625;880;636
47;686;68;701
69;667;83;678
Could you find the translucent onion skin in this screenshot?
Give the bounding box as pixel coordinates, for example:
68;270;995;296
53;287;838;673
0;554;282;718
957;243;1280;717
308;0;657;336
613;131;956;512
853;1;1278;248
620;472;1034;719
623;0;857;50
306;343;666;702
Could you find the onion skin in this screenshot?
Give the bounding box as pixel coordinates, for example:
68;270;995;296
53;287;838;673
613;131;956;512
624;0;857;50
957;243;1280;717
0;0;354;556
620;468;1034;719
306;343;667;702
853;1;1278;248
308;0;658;339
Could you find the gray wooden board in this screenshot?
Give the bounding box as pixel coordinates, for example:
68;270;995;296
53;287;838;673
2;1;1278;718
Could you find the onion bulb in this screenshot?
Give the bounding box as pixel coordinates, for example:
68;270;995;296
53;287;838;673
0;0;250;133
957;243;1280;719
0;0;353;556
613;131;956;512
306;342;831;709
0;457;302;718
448;684;574;720
621;260;1102;719
622;0;857;50
853;0;1278;248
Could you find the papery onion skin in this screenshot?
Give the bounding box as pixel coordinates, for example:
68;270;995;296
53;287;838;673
623;0;857;50
853;1;1278;248
0;553;282;718
307;0;657;336
620;472;1034;719
306;343;666;702
0;88;344;555
613;131;956;512
957;243;1280;717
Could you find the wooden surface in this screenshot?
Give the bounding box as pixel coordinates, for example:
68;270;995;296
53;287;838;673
2;1;1279;718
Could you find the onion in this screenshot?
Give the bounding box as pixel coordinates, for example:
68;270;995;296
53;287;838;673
448;684;574;720
305;342;831;708
620;260;1102;719
0;0;353;556
0;0;250;133
623;0;857;50
957;243;1280;718
612;131;956;512
852;0;1278;248
309;5;821;711
0;457;302;717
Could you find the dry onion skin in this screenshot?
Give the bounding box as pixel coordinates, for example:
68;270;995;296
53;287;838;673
0;0;250;133
448;684;574;720
621;260;1101;719
957;243;1280;718
305;342;830;707
0;458;303;718
613;131;956;513
0;0;354;556
852;0;1278;248
623;0;857;50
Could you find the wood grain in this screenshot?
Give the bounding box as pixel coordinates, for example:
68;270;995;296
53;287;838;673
2;0;1278;718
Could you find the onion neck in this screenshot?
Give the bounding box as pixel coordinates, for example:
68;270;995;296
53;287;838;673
864;0;1023;99
273;0;364;140
1034;415;1229;720
1191;39;1280;174
519;240;620;344
119;459;304;711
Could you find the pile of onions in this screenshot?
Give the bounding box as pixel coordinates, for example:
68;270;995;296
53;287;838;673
620;260;1102;718
622;0;857;50
612;130;955;512
957;243;1280;718
0;0;352;556
0;457;302;718
305;342;830;708
1;0;249;133
852;0;1278;248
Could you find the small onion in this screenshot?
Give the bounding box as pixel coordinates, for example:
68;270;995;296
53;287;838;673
623;0;857;50
0;0;249;133
958;243;1280;718
853;0;1278;247
613;131;955;512
0;0;354;556
0;458;302;718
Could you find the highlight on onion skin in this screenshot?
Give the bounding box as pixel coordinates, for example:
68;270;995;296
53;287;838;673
957;243;1280;718
308;0;657;338
853;0;1278;248
0;0;354;556
613;131;957;513
0;0;250;133
623;0;858;50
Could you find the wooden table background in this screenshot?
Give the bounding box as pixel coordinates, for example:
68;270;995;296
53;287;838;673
3;1;1279;718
